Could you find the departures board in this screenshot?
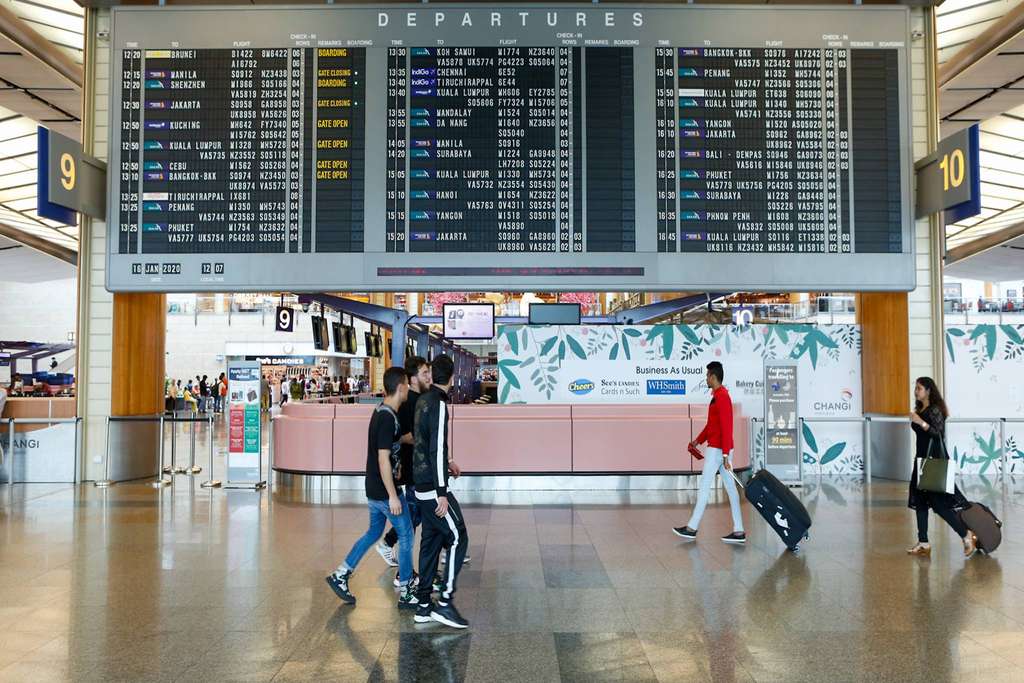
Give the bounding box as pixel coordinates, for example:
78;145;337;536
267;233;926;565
107;4;914;292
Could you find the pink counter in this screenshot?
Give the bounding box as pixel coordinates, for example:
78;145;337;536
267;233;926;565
274;402;749;475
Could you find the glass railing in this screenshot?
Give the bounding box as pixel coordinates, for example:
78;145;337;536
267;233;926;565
944;298;1024;324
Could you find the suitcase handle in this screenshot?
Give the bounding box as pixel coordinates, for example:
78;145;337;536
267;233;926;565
726;468;745;490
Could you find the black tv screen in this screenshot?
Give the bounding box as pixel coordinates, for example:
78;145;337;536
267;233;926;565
311;316;324;350
529;303;581;325
331;322;343;353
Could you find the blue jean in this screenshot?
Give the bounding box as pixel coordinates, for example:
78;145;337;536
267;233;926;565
343;495;414;584
687;447;744;533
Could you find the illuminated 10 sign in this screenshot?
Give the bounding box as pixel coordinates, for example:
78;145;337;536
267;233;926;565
915;124;980;223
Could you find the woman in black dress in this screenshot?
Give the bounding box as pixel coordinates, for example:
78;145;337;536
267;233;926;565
906;377;976;558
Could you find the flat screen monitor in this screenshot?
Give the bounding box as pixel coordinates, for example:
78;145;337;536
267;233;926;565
529;303;582;325
443;303;495;340
331;322;344;353
311;316;326;350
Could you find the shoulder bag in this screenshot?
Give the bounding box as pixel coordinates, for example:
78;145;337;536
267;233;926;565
916;433;956;494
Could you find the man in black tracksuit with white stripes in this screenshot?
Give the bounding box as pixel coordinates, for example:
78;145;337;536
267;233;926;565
412;354;469;629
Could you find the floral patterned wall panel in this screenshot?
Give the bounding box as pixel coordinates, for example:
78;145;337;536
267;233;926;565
945;324;1024;475
497;324;864;475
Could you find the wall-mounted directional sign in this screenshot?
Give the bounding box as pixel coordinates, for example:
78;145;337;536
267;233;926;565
275;306;294;333
37;127;108;224
915;123;980;223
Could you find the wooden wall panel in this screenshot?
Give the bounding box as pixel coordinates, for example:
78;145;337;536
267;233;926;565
111;293;166;416
857;292;909;416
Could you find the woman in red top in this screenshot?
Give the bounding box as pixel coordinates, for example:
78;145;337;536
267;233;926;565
673;362;746;544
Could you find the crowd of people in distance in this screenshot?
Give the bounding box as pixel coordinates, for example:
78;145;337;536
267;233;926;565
278;373;371;404
164;373;227;414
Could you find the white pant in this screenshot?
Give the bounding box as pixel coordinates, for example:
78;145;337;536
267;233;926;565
687;447;744;533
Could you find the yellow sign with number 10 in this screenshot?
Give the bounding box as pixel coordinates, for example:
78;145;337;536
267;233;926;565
939;148;964;191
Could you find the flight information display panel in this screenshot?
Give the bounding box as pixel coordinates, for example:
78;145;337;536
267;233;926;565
107;5;914;292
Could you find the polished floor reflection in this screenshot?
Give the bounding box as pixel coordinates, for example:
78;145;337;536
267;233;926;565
0;469;1022;682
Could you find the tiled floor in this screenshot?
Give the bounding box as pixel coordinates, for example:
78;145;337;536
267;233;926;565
2;438;1024;681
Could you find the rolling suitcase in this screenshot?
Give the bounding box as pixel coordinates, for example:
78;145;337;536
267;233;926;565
960;502;1002;553
732;469;812;551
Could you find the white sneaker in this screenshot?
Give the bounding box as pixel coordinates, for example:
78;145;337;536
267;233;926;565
376;541;398;567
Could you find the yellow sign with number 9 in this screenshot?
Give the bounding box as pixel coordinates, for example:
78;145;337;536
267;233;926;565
59;152;75;191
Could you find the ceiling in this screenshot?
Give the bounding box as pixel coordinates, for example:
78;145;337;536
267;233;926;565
0;0;82;253
938;0;1024;257
0;234;75;280
945;233;1024;279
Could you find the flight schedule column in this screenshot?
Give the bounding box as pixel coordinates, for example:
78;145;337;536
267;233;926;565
406;46;558;253
313;47;366;253
118;49;142;254
654;47;677;253
677;47;767;254
385;47;408;253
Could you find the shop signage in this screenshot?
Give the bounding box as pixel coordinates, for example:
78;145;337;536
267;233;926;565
245;355;315;366
226;360;263;486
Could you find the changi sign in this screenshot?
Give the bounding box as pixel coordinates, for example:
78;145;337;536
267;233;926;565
914;123;980;222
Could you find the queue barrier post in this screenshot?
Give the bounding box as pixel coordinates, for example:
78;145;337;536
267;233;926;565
151;414;171;488
165;412;176;474
188;417;202;475
94;416;114;487
201;413;221;488
173;415;189;474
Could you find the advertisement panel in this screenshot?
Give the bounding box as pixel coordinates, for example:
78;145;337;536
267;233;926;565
498;324;863;474
226;361;262;485
764;363;800;482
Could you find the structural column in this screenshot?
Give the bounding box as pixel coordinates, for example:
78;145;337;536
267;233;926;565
857;293;910;415
111;293;166;416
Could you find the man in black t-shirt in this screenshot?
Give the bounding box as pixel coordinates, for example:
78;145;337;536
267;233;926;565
326;367;418;609
377;356;431;567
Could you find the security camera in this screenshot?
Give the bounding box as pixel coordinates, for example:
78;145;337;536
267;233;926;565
911;29;924;41
97;29;109;41
301;302;310;313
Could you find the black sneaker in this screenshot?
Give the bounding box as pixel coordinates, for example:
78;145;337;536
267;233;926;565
325;570;356;604
397;584;419;610
430;602;469;629
721;531;747;545
673;526;697;540
414;602;434;623
394;571;419;589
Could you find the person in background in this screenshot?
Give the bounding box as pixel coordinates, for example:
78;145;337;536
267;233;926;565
326;367;417;609
291;375;305;402
347;375;357;394
50;357;58;370
213;372;224;413
261;374;271;412
907;377;976;558
673;361;746;545
378;356;431;570
12;374;23;396
183;383;198;414
280;376;289;406
412;354;469;629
